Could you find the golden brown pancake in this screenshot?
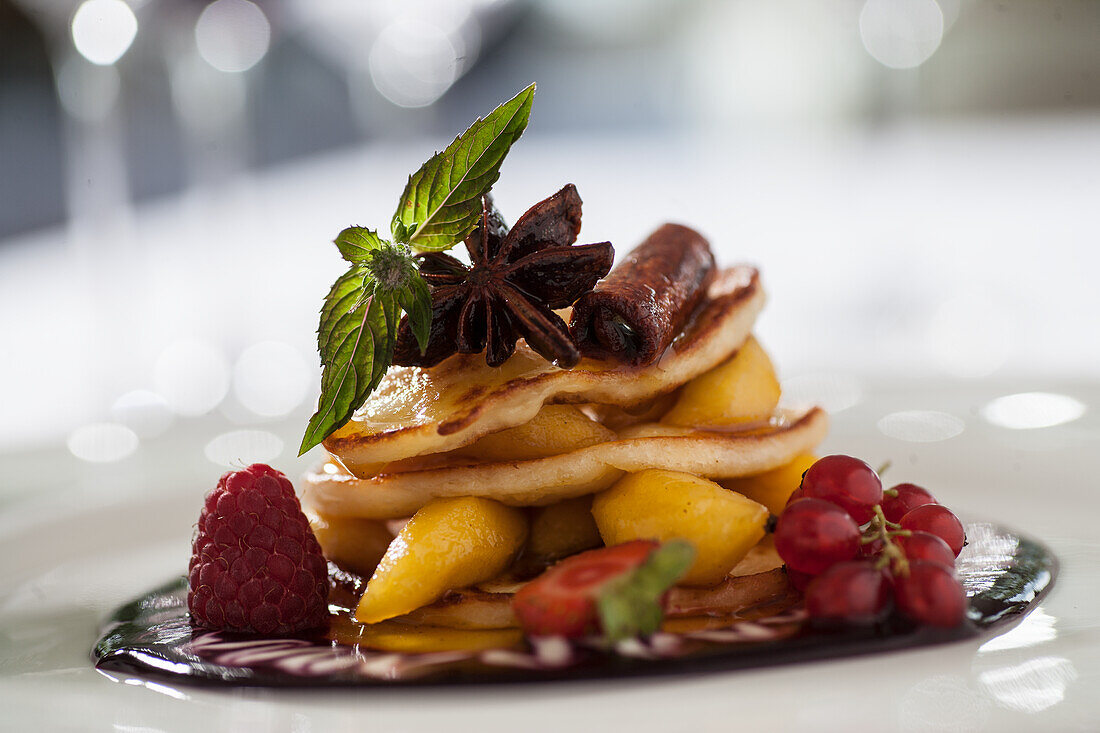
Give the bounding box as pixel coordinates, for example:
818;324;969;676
303;407;827;519
323;266;764;475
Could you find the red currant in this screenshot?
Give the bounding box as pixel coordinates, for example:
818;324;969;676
775;498;861;575
895;531;955;569
786;487;805;506
882;483;937;523
786;568;814;592
806;561;892;624
800;455;883;524
894;561;967;627
899;505;966;557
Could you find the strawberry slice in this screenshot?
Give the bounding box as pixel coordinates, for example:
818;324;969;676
512;540;695;641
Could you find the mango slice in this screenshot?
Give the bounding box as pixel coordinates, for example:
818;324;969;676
329;615;523;651
720;453;817;515
592;469;769;586
524;495;603;567
455;405;616;462
355;497;527;623
308;514;393;577
661;336;781;428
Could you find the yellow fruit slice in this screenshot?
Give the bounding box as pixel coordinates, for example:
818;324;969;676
455;405;616;462
720;453;817;515
592;469;769;586
661;335;781;428
308;513;393;577
355;497;528;624
524;495;603;566
329;615;523;651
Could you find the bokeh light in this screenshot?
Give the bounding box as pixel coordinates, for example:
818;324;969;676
67;422;139;462
195;0;271;73
981;392;1086;430
859;0;944;70
70;0;138;66
369;20;459;108
232;341;310;417
877;410;965;442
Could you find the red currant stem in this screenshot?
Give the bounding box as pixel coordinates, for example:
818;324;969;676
877;460;893;477
870;504;891;533
865;504;911;578
882;487;898;499
884;541;909;577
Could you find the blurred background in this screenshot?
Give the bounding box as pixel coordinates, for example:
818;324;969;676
1;0;1098;508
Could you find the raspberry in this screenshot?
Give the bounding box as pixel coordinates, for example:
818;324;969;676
188;463;329;635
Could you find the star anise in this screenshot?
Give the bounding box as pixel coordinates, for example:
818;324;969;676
392;184;614;369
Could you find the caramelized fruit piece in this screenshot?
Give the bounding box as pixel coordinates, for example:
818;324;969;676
721;453;817;514
661;336;780;428
591;469;769;586
330;615;524;651
391;589;519;629
587;391;679;432
524;495;603;568
309;514;394;577
355;497;528;623
664;567;792;617
455;404;616;462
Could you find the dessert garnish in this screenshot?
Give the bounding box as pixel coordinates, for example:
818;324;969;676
354;496;529;624
300;84;539;455
390;186;613;369
570;223;715;366
188;464;329;635
775;455;969;628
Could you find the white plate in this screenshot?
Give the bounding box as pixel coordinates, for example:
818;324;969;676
2;379;1099;731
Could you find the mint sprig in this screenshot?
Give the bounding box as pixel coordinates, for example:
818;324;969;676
299;85;535;455
597;540;696;643
392;84;535;251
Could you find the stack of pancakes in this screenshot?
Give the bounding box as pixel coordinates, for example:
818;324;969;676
304;266;826;519
302;264;827;637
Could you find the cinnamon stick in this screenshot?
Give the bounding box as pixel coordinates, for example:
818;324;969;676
569;223;715;366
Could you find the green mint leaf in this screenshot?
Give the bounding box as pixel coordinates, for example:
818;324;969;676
300;269;398;455
397;271;432;355
597;541;696;643
391;83;535;251
302;85;542;452
334;226;385;263
301;240;426;454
